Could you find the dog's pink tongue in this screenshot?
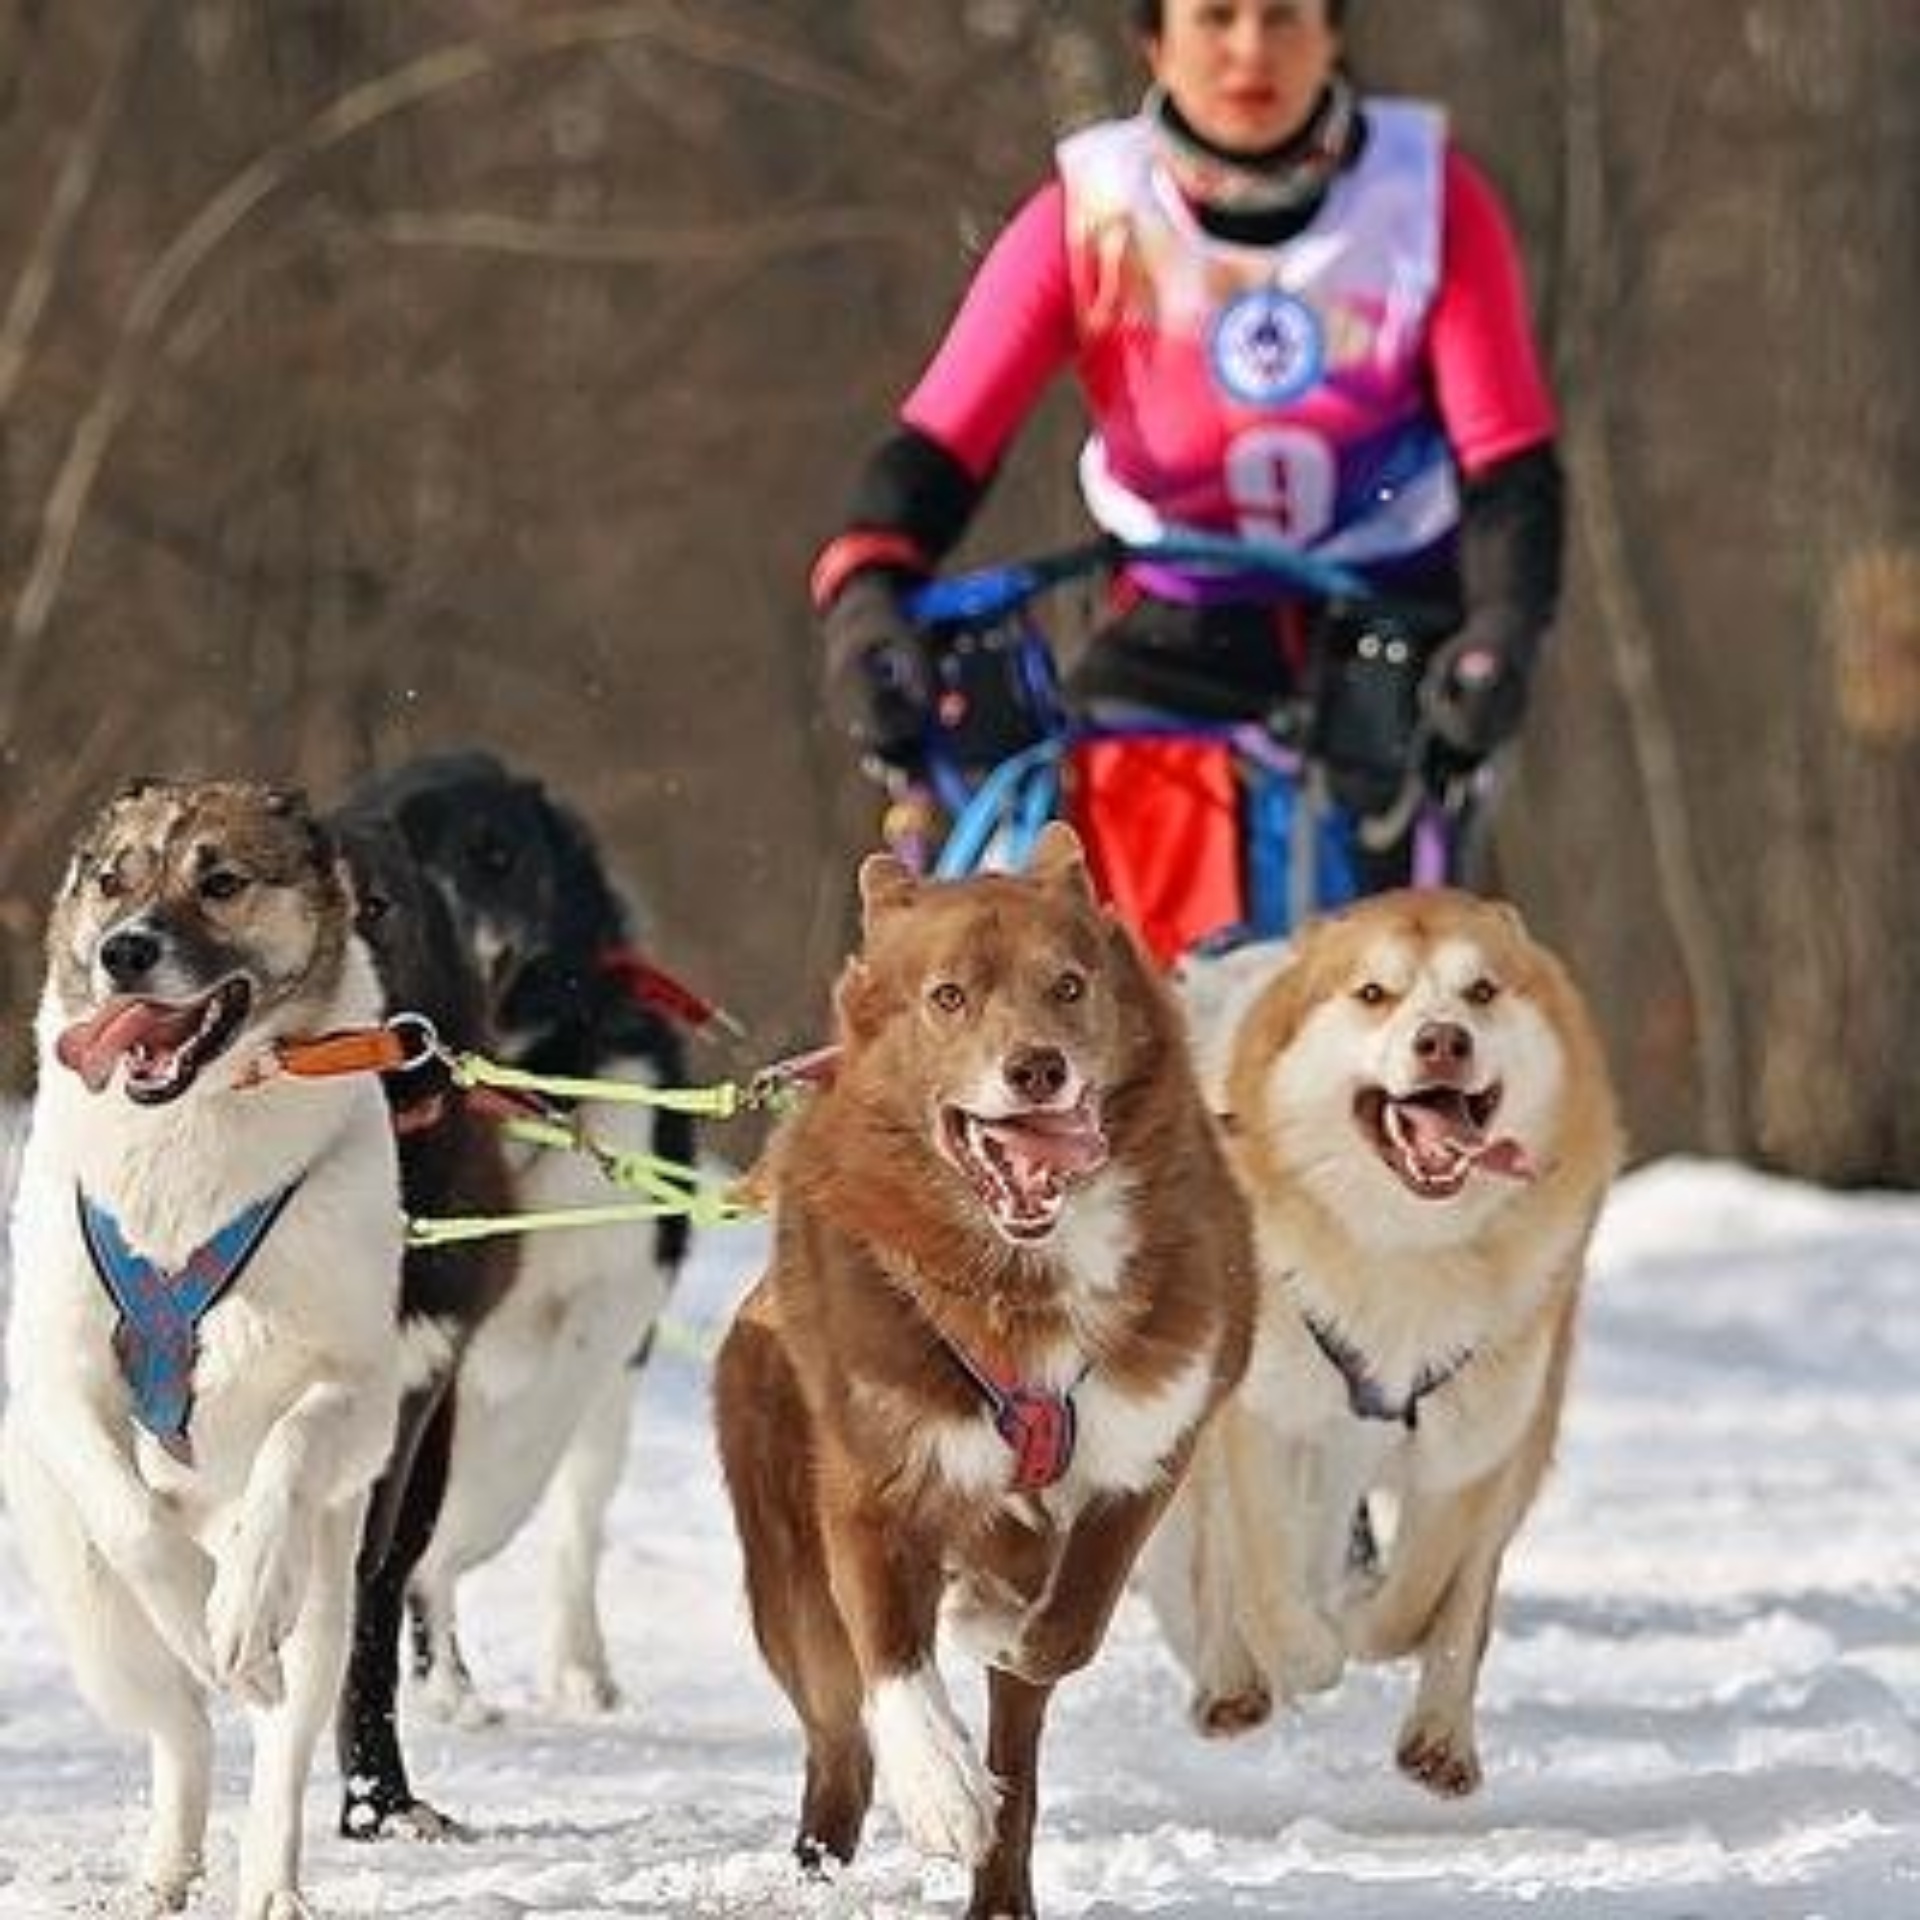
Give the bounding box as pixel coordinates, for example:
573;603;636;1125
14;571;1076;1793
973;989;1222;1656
991;1106;1109;1177
1398;1100;1477;1155
1478;1137;1538;1181
55;999;193;1092
1395;1100;1536;1182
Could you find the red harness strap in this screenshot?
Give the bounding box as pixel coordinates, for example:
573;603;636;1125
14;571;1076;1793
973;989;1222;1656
599;946;746;1040
943;1338;1086;1493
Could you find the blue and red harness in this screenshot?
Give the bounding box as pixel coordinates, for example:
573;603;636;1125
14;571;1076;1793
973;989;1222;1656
77;1181;300;1465
942;1337;1090;1494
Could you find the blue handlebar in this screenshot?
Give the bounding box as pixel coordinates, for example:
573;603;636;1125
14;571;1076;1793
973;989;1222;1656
902;529;1379;628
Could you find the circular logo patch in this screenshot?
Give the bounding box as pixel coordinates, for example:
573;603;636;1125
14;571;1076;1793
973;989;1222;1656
1209;289;1324;405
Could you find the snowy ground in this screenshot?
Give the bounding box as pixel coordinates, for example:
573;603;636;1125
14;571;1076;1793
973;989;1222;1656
3;1157;1920;1917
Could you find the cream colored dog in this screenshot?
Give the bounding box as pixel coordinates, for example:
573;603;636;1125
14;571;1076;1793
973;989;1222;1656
2;780;403;1916
1141;888;1620;1797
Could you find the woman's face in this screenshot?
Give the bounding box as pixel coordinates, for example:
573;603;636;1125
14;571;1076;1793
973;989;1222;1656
1146;1;1343;155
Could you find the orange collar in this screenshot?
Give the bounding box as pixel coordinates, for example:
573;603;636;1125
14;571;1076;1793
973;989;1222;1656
238;1012;441;1088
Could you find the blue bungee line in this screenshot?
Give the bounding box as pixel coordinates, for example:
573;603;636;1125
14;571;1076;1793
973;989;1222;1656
931;739;1065;879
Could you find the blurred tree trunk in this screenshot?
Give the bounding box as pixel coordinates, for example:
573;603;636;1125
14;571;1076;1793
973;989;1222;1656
1738;6;1920;1180
1362;0;1920;1183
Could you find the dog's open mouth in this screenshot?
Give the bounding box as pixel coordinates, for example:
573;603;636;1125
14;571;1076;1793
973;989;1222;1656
55;979;254;1104
939;1095;1109;1242
1355;1084;1534;1200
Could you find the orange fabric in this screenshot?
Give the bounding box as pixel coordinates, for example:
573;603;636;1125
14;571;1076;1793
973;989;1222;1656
1066;737;1243;965
272;1027;412;1079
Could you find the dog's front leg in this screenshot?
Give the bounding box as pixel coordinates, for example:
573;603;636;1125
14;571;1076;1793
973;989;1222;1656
969;1663;1051;1920
1351;1433;1553;1798
209;1376;384;1705
1217;1410;1346;1704
17;1391;218;1686
2;1422;214;1909
997;1477;1177;1688
819;1499;1000;1868
237;1495;364;1919
1176;1415;1278;1736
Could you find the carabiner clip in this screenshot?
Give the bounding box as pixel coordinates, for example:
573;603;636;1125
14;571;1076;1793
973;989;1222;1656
383;1010;445;1073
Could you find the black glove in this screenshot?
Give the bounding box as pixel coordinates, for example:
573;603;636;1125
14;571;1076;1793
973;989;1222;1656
821;571;935;771
1422;624;1533;773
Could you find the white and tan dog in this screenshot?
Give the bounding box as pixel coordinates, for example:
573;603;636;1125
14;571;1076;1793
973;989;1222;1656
1;779;403;1916
1141;888;1621;1797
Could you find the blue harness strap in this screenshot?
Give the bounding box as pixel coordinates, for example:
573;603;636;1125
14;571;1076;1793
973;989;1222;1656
1301;1307;1471;1432
77;1182;300;1465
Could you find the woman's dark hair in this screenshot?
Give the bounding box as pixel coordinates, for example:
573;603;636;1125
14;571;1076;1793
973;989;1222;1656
1130;2;1347;32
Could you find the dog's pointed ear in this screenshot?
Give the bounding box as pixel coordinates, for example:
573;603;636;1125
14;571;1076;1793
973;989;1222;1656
833;955;882;1044
1488;897;1532;945
857;851;917;930
1029;821;1094;902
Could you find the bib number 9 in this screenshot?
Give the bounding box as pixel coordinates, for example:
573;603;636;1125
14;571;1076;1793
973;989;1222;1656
1223;426;1335;546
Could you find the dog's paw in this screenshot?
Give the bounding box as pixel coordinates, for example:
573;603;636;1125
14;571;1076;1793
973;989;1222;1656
1272;1608;1346;1700
1342;1589;1427;1665
988;1603;1101;1689
122;1527;217;1689
139;1860;203;1914
1192;1681;1272;1738
942;1576;1025;1670
341;1786;472;1843
206;1502;309;1697
867;1672;1001;1866
544;1658;622;1716
233;1646;289;1711
413;1660;503;1728
1395;1711;1483;1798
236;1888;317;1920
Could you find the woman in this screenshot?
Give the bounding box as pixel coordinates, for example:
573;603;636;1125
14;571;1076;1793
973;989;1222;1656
812;0;1561;956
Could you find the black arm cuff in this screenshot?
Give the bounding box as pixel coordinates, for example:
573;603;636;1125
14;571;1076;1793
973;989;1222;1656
1457;441;1565;668
845;424;986;568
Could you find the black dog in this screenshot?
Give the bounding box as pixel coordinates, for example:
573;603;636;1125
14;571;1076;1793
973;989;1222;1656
328;804;518;1840
346;751;694;1720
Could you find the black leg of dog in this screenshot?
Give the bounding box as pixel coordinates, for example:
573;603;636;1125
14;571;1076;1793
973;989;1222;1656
339;1382;465;1841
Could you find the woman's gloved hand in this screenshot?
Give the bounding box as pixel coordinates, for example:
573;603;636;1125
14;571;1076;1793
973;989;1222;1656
821;572;934;771
1422;624;1533;773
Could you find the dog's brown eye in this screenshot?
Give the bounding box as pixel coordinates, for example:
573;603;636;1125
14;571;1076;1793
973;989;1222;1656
1465;977;1500;1007
199;870;247;903
1355;981;1390;1007
1052;970;1085;1004
94;866;125;900
358;890;393;929
929;981;966;1014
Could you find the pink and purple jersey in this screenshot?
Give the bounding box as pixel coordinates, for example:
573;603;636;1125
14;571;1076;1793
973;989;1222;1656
901;99;1555;601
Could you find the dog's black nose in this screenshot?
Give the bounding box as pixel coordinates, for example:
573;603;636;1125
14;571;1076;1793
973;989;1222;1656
1414;1020;1474;1070
99;925;163;989
1005;1045;1068;1104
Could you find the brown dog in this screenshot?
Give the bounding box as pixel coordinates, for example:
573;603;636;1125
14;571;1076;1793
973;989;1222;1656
714;824;1254;1919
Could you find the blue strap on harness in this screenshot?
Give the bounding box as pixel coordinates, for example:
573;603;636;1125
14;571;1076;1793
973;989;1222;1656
1302;1308;1471;1432
77;1182;300;1465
